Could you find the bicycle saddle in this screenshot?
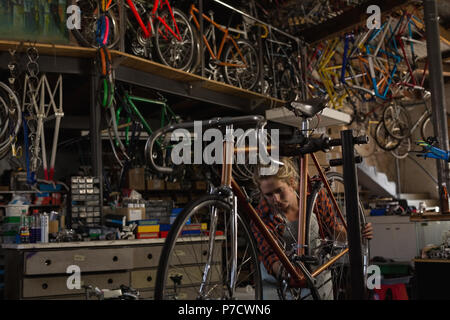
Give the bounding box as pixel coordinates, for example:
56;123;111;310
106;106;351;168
287;97;328;118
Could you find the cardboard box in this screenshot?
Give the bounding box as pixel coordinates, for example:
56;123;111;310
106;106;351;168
159;231;169;238
166;182;181;190
126;168;146;190
175;196;189;205
194;181;207;190
147;179;166;190
137;225;160;233
104;207;145;222
137;232;159;239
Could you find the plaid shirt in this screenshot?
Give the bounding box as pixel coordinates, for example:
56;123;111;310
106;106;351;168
250;188;339;278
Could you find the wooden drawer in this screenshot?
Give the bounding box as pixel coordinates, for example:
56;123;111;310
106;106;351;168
133;246;162;268
138;289;154;300
170;242;222;266
167;264;221;286
24;248;133;275
22;271;130;298
131;269;157;289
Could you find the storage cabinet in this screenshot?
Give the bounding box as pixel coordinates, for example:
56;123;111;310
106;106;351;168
366;216;418;262
2;238;221;300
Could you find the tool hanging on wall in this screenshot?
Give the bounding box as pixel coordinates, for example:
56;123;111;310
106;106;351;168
22;45;64;183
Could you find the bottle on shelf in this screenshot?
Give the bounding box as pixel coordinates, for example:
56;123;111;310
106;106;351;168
41;212;49;243
30;209;41;243
19;210;30;244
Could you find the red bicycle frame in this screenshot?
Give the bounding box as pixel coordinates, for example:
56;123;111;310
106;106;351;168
125;0;182;41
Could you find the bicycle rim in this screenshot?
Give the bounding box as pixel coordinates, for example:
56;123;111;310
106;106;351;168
154;195;262;300
70;0;120;49
383;103;411;140
390;137;411;159
375;121;400;151
223;39;260;91
154;9;196;71
420;114;434;141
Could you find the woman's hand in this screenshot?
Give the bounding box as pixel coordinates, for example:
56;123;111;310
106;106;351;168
362;222;373;240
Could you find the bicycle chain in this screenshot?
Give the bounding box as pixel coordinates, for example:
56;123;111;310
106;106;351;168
24;45;42;172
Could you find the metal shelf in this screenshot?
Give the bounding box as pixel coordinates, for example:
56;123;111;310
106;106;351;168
265;106;351;128
0;40;285;113
410;214;450;222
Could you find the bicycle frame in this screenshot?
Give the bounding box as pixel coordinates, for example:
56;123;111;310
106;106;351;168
189;4;248;69
115;92;178;149
218;125;350;288
99;0;182;41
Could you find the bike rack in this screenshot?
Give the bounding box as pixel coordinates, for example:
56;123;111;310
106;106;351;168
331;129;368;300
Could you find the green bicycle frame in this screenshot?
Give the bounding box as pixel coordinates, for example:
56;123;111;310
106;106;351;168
115;92;178;148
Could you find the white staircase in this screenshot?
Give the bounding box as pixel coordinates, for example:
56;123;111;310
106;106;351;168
357;161;397;198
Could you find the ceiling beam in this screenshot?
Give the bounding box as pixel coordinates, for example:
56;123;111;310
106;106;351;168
298;0;412;44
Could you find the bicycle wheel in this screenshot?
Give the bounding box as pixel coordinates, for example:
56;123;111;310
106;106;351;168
0;82;22;158
391;137;411;159
154;195;262;300
70;0;120;49
420;114;434;141
154;9;196;72
222;39;260;91
306;172;369;300
382;102;412;140
375;121;400;151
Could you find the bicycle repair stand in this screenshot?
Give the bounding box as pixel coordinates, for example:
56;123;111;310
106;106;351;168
330;129;368;300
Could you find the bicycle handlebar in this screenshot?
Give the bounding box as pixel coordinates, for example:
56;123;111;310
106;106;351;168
145;115;266;174
280;135;368;157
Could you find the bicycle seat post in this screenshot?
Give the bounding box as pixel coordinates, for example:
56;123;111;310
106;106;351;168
301;117;309;138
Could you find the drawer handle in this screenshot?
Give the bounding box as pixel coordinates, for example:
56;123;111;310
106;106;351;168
395;227;400;230
202;250;208;256
108;278;113;284
147;254;153;260
42;283;48;290
112;256;118;262
45;259;52;266
147;276;153;282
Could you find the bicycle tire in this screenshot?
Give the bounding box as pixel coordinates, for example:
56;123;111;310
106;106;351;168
0;82;22;158
390;137;411;160
154;195;262;300
306;172;369;300
382;102;412;140
375;121;400;151
154;8;196;72
420;114;434;141
222;39;261;91
70;0;120;49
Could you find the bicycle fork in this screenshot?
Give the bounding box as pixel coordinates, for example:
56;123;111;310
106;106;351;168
198;196;238;299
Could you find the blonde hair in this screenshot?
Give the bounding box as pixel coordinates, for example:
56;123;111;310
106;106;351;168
253;157;299;190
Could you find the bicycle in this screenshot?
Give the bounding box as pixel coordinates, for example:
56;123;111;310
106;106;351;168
103;85;181;187
380;98;433;159
71;0;196;71
188;3;261;91
243;21;303;101
146;99;369;300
